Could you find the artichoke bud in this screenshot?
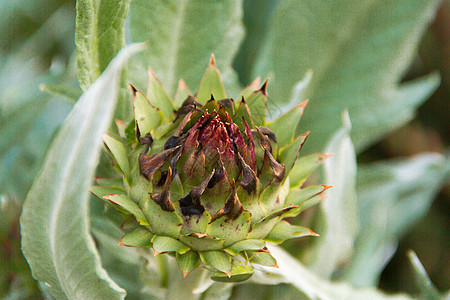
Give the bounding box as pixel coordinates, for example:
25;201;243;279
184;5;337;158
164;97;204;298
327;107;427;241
93;55;329;282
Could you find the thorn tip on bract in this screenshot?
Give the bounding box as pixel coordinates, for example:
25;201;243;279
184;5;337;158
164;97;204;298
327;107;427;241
178;79;188;89
260;79;269;95
300;99;309;109
249;77;261;88
129;83;138;94
148;67;155;78
209;54;216;66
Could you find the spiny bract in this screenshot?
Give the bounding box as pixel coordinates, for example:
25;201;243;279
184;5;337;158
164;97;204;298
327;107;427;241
92;55;330;282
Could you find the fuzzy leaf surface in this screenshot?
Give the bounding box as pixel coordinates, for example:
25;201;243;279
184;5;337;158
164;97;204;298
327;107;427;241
20;46;141;299
340;153;449;287
75;0;131;90
265;245;412;300
304;112;359;278
253;0;441;153
128;0;244;95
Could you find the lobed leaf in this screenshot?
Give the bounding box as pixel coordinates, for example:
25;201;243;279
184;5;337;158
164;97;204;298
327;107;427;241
253;0;441;153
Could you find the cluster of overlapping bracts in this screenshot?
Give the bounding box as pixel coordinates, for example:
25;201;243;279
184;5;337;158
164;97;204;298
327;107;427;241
92;55;330;282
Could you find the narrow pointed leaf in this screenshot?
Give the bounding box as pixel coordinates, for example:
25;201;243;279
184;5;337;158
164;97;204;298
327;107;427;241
211;265;254;282
248;251;277;267
247;218;279;240
278;132;309;177
196;56;227;103
103;134;130;178
20;46;141;299
285;185;330;208
152;236;190;254
133;88;162;135
147;68;176;117
200;251;231;274
225;239;266;256
39;84;82;104
245;86;267;127
104;194;148;225
176;251;200;276
341;153;449;287
120;227;153;247
95;177;123;187
268;102;307;147
91;186;126;199
289;153;330;188
174;80;193;107
237;77;261;99
265;221;318;245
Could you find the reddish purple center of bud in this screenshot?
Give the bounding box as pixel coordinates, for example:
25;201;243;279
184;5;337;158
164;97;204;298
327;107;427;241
179;109;256;183
198;115;229;154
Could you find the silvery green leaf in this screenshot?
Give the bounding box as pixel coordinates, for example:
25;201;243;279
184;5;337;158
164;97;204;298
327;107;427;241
304;111;359;278
128;0;244;96
253;0;441;153
75;0;131;90
340;152;449;287
20;45;142;299
265;245;412;300
75;0;132;119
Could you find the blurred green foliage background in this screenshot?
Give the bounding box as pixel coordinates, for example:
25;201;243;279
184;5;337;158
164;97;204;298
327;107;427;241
0;0;448;298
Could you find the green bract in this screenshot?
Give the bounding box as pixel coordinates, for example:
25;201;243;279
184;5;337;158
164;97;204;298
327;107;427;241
92;55;328;282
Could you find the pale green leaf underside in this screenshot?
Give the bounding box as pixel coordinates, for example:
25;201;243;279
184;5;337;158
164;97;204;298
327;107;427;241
407;251;441;300
254;0;441;153
20;45;142;299
128;0;244;96
266;245;411;300
340;152;449;287
304;112;359;278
